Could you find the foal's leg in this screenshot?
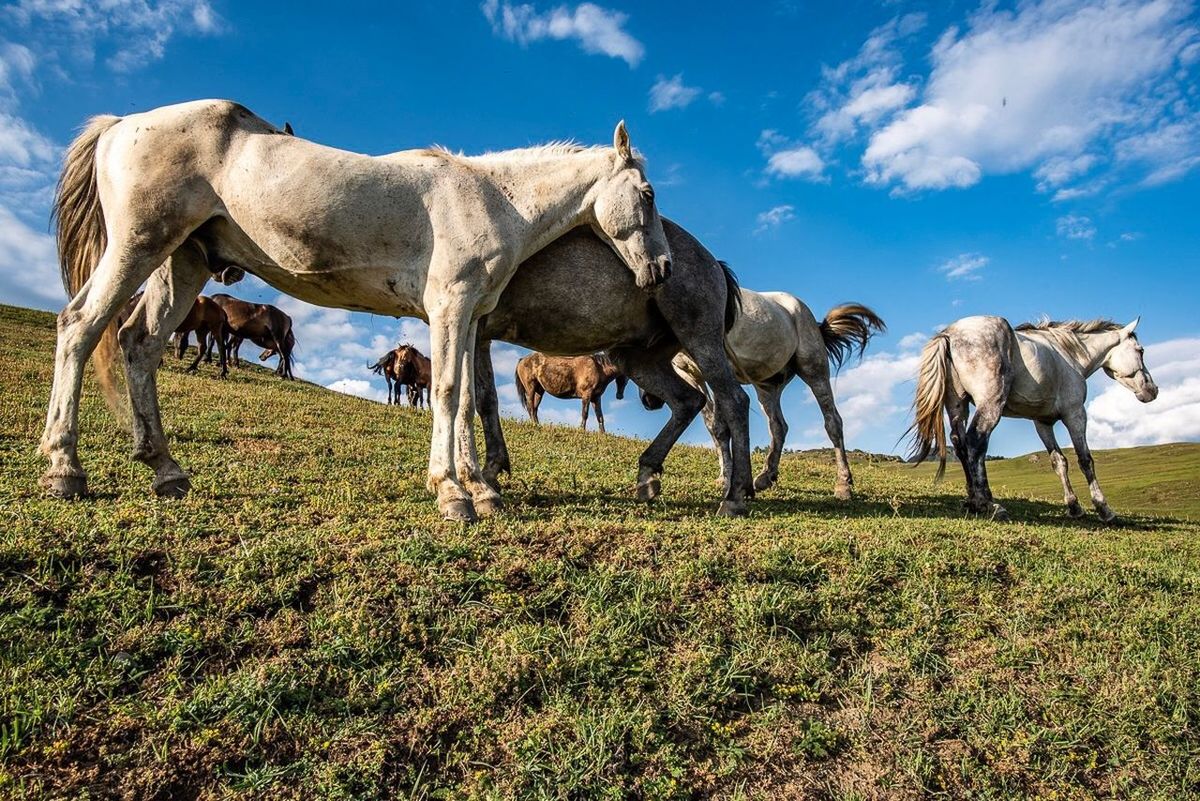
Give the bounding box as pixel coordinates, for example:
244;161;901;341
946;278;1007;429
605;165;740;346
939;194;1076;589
186;331;207;373
594;395;605;434
610;347;706;504
119;250;211;497
528;385;544;425
580;395;590;430
752;378;790;494
215;325;229;378
40;245;178;498
1062;410;1115;522
474;337;511;490
1034;421;1083;518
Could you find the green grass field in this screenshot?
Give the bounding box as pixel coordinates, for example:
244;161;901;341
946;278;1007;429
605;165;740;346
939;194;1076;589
2;302;1198;800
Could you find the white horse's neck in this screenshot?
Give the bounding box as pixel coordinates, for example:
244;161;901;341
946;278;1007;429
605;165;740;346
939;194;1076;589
1057;330;1123;377
470;150;617;261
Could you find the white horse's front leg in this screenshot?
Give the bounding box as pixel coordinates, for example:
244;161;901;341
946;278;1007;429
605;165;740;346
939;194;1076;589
453;318;503;516
425;297;478;522
1062;410;1115;523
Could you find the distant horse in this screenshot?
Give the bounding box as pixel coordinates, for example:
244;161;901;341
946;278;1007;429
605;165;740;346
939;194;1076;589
209;294;295;379
44;99;669;521
368;347;405;404
515;353;628;433
474;219;753;516
909;316;1158;522
395;344;432;409
119;292;230;377
648;293;884;499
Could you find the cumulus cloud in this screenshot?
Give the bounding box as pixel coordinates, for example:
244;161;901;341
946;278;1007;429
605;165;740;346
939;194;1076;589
1087;337;1200;448
648;73;701;112
481;0;644;66
0;204;62;307
938;252;988;281
860;0;1200;193
754;204;795;234
1056;213;1096;240
756;129;826;181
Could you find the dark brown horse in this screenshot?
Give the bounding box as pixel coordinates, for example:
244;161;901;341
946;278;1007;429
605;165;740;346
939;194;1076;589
209;294;296;379
396;344;432;409
515;353;628;433
120;293;229;376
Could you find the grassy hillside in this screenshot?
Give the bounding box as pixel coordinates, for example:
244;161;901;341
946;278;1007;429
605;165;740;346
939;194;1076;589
1;302;1198;800
894;444;1200;521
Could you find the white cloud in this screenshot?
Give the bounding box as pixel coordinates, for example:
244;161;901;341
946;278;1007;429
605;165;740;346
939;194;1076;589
708;91;725;106
857;0;1199;193
1087;337;1200;448
938;252;988;281
481;0;644;66
754;204;795;234
648;73;701;112
1056;213;1096;240
766;146;825;179
0;204;62;308
326;378;387;403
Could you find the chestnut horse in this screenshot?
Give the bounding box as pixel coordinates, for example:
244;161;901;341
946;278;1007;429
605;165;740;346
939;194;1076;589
369;343;431;407
120;293;229;377
209;293;295;379
515;353;628;433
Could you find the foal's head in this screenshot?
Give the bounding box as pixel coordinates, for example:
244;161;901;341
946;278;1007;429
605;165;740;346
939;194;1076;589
590;121;672;292
1102;318;1159;403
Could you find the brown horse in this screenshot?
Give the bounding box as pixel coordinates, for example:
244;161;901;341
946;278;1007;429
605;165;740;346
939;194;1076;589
209;294;295;379
368;347;405;405
515;353;628;433
120;293;229;377
396;344;432;409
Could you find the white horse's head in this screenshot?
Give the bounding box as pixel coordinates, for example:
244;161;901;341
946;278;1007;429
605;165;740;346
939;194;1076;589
590;121;672;292
1103;317;1159;402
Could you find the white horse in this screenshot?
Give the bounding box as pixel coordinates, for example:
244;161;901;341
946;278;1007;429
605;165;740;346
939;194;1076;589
46;99;671;521
646;289;885;499
909;316;1158;522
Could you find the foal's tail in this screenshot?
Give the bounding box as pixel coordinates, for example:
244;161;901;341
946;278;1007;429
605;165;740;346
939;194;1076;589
907;334;950;481
819;303;887;372
52;113;125;418
515;364;530;414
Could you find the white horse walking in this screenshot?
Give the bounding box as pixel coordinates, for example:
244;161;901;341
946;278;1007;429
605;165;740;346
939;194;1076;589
46;99;671;521
909;316;1158;522
645;289;885;499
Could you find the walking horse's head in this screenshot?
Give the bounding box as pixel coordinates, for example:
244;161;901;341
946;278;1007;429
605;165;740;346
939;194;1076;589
590;121;672;292
1102;318;1159;403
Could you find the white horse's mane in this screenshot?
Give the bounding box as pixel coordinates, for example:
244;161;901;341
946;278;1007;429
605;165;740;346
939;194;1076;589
1016;318;1125;361
426;141;643;167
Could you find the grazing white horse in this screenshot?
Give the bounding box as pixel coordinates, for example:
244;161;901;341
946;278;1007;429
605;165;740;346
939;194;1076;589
45;99;671;521
909;316;1158;522
654;289;884;498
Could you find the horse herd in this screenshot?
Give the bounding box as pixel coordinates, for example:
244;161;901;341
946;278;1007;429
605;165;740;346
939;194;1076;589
42;99;1159;524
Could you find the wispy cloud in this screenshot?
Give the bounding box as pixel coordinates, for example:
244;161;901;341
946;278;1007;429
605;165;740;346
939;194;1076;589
481;0;644;66
757;129;825;181
754;204;796;234
1056;214;1096;241
938;252;988;281
648;74;700;112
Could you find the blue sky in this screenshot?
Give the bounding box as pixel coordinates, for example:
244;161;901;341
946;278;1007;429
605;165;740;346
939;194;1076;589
1;0;1198;458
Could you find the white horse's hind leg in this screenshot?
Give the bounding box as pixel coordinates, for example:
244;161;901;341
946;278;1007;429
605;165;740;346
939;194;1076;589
797;370;854;501
1062;410;1115;522
452;319;502;517
119;247;211;497
1034;421;1083;518
40;250;167;498
426;295;479;522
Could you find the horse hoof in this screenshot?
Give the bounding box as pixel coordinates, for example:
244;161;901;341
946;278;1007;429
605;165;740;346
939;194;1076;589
991;504;1010;522
482;473;503;494
753;474;775;493
1067;502;1085;518
441;498;477;523
637;477;661;503
834;485;853;501
474;495;503;517
154;476;191;499
717;499;749;518
42;473;87;500
1098;508;1118;524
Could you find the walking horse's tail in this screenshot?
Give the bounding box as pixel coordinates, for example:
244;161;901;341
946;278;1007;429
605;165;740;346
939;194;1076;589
906;334;951;481
818;303;886;372
51;114;126;420
514;363;531;414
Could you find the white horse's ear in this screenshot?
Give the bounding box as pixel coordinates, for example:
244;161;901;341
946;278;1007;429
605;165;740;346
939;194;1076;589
613;120;632;163
1122;316;1140;337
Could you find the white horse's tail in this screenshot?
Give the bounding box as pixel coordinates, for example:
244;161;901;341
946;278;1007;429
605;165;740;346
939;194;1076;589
818;303;886;372
907;334;950;481
52;114;125;417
